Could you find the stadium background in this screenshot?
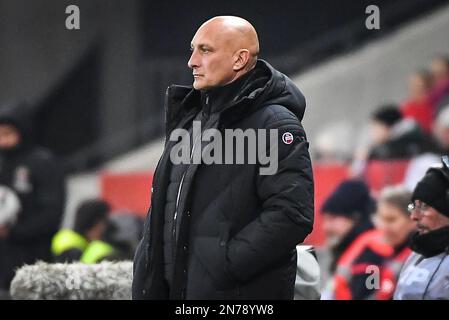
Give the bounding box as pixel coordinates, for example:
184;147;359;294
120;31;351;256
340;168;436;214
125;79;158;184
1;0;449;292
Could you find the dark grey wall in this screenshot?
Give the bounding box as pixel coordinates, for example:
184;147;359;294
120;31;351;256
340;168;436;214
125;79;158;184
0;0;140;168
1;0;447;171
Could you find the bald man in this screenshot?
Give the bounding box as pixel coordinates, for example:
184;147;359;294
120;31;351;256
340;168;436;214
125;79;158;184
133;16;314;300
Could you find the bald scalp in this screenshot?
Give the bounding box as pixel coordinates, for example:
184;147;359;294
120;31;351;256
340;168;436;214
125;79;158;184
195;16;259;69
205;16;259;56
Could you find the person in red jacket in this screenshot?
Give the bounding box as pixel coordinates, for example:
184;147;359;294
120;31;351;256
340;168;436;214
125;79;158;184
374;186;415;300
321;180;393;300
400;70;434;134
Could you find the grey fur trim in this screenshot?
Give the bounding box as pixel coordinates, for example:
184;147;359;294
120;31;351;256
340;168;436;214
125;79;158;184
10;261;133;300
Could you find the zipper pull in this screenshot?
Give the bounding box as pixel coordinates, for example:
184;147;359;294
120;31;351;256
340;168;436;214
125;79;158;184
203;94;210;118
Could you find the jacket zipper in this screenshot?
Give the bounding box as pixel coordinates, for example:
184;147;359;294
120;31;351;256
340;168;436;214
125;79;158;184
172;95;209;261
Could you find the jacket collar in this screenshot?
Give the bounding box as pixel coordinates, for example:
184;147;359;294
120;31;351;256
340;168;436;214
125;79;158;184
200;67;257;117
410;226;449;258
164;60;278;136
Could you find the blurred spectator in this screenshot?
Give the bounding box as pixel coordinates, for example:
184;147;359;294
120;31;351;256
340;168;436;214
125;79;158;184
314;121;355;163
400;70;434;133
321;180;392;300
402;105;449;191
394;156;449;299
101;211;143;260
403;152;440;192
432;105;449;153
428;55;449;113
368;105;425;160
0;102;65;297
374;186;414;299
52;199;113;263
0;186;21;298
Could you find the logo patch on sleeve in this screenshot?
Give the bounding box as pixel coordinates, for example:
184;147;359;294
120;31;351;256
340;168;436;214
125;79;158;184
282;132;294;145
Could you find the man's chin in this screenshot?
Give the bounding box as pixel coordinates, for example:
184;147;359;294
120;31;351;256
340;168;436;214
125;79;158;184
193;80;206;90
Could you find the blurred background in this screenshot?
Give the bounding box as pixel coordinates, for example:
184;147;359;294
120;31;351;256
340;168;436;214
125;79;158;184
1;0;449;299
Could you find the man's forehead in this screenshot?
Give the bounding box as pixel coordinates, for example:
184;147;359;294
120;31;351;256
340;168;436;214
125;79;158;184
191;20;239;46
192;28;223;47
190;36;215;48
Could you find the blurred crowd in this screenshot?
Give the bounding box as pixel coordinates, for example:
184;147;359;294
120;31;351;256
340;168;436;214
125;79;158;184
349;56;449;184
319;55;449;300
1;54;449;301
0;102;143;299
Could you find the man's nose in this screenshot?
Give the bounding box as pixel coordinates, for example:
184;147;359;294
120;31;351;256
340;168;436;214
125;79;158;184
188;50;199;69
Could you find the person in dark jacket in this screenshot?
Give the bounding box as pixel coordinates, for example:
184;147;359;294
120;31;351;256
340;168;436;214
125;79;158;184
369;105;425;160
132;16;314;300
394;156;449;300
0;102;65;295
321;180;393;300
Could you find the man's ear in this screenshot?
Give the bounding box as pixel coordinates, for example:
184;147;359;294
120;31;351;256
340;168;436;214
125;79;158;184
233;49;250;71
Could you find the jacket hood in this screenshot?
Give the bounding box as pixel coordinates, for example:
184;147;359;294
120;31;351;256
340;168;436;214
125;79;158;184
216;59;306;122
250;59;306;121
165;60;306;134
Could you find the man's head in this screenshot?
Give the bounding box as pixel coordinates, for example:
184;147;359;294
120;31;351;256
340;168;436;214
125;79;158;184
73;199;111;241
370;105;402;146
410;164;449;235
322;180;375;247
0;123;21;150
322;214;355;248
375;186;415;248
188;16;259;90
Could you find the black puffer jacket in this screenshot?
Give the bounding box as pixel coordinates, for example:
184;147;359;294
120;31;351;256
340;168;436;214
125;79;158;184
132;60;314;300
